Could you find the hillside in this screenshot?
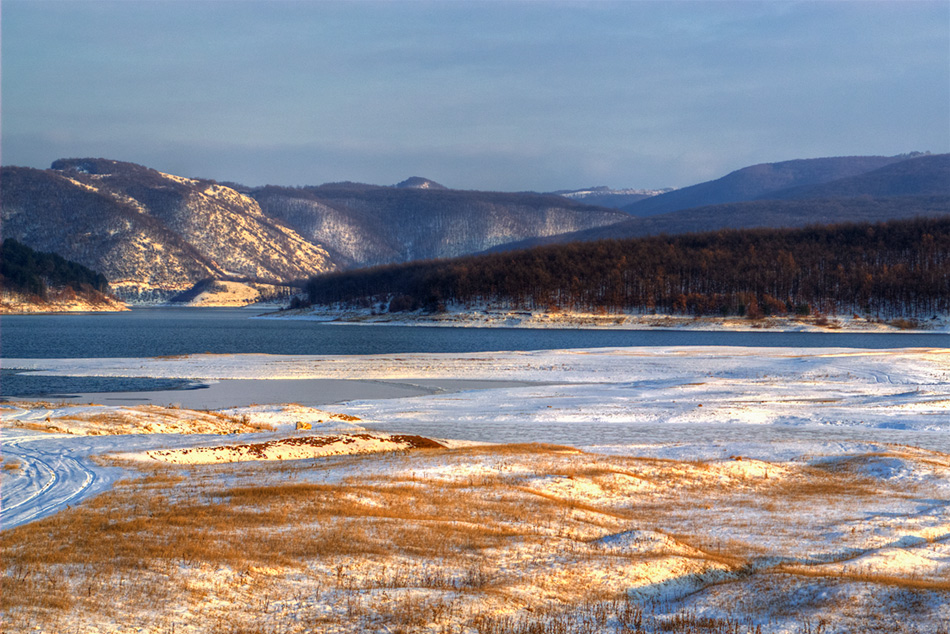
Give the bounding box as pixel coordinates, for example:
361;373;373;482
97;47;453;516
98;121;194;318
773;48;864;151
491;154;950;251
3;153;945;303
2;160;630;298
0;238;127;312
251;183;628;268
552;186;675;209
622;154;918;217
304;217;950;322
764;153;950;199
494;195;950;251
1;160;335;301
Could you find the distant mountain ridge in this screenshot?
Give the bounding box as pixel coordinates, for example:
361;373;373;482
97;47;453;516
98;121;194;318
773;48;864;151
491;153;950;252
552;186;676;210
762;153;950;200
395;176;447;190
2;153;944;304
254;182;627;268
1;159;628;300
622;154;921;216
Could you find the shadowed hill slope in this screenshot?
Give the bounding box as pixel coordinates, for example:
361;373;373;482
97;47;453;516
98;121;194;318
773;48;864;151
622;154;917;217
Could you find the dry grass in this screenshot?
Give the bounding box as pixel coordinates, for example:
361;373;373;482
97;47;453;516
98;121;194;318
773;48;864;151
3;404;277;435
1;399;102;409
773;566;950;591
3;446;948;633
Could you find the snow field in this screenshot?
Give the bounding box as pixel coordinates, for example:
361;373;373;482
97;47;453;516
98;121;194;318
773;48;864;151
2;346;949;632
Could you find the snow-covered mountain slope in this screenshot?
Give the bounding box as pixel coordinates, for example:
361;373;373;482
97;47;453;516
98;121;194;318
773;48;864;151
2;160;630;297
2;160;335;301
253;183;629;267
554;186;675;209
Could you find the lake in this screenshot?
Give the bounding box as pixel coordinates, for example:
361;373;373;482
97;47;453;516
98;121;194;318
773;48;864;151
2;307;946;360
2;308;948;452
2;307;947;400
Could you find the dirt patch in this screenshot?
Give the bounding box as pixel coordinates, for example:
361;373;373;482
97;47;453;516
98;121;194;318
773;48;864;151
141;433;446;464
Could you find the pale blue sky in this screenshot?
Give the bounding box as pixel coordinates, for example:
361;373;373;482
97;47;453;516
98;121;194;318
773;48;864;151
2;1;948;190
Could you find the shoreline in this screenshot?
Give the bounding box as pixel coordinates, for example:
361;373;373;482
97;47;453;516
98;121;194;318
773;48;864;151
0;377;549;409
262;306;950;334
7;302;946;334
0;300;130;314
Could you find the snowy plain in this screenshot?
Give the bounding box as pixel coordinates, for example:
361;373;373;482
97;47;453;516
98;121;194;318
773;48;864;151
2;345;949;632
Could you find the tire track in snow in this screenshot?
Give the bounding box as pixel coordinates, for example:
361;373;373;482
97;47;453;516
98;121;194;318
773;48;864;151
1;429;253;530
2;433;103;530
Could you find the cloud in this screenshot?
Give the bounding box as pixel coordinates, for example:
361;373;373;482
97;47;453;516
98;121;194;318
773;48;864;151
3;1;947;190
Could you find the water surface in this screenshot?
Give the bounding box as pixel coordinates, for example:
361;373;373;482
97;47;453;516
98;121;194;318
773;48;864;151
3;307;945;359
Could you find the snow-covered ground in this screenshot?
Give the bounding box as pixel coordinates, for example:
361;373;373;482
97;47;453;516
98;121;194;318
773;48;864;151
2;346;949;632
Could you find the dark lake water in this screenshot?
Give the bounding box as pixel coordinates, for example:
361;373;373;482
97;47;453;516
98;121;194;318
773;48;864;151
2;308;945;399
0;368;198;399
2;307;947;360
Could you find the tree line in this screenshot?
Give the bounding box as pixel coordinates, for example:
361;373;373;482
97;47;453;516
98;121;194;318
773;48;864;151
304;217;950;320
0;238;110;300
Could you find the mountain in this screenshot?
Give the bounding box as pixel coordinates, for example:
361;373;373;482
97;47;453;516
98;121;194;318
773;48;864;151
762;153;950;200
622;154;918;217
490;154;950;252
2;159;334;301
1;159;629;299
5;153;943;304
516;196;950;248
250;182;629;268
552;186;675;210
394;176;447;190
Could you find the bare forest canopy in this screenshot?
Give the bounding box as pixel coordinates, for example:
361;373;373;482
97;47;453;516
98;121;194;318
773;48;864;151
1;238;110;299
304;217;950;320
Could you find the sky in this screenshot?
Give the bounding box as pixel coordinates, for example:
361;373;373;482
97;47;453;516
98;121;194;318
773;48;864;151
2;1;948;191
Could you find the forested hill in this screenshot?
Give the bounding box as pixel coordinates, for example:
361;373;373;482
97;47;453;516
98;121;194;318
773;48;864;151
1;158;627;302
491;195;950;252
251;182;627;268
1;238;111;300
305;217;950;321
1;161;335;302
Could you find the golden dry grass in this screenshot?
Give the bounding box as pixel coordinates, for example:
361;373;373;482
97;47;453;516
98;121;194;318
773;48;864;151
3;445;948;633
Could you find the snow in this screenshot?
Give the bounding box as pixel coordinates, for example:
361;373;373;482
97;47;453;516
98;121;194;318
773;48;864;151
8;345;946;437
158;171;198;186
2;345;949;632
269;303;950;333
